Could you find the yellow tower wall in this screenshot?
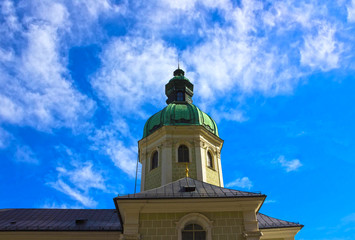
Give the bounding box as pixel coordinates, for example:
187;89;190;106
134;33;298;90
139;125;224;191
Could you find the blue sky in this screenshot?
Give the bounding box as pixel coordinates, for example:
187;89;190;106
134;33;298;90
1;0;355;239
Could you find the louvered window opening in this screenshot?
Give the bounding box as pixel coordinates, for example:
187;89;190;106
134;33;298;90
151;151;158;170
207;151;213;168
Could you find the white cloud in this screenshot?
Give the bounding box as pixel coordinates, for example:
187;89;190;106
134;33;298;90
342;212;355;223
14;145;38;164
1;0;347;135
0;0;21;36
0;1;95;130
262;1;323;30
347;0;355;22
56;162;106;192
181;1;311;108
0;94;24;124
106;141;137;177
72;0;120;19
33;1;70;28
225;177;253;189
300;24;342;71
40;201;74;209
126;0;343;112
0;127;11;149
163;0;197;11
92;37;177;115
185;30;298;104
49;161;107;208
50;179;98;208
276;155;302;172
89;123;138;177
211;108;247;122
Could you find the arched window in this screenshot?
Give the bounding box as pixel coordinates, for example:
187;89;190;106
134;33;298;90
207;151;213;168
151;151;158;170
177;91;184;101
178;145;189;163
176;213;212;240
182;224;206;240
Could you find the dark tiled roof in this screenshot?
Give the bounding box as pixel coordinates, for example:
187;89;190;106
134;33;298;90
116;177;265;199
0;209;122;231
257;213;303;229
0;209;301;231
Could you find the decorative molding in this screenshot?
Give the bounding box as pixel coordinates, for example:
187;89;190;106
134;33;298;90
243;230;263;239
120;233;141;240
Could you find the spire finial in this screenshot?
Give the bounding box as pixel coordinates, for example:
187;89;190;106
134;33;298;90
173;57;185;77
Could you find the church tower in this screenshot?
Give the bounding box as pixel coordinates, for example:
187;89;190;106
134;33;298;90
138;68;224;191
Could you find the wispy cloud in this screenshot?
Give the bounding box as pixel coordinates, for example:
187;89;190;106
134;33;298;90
0;127;11;149
89;123;138;177
301;24;342;71
0;0;348;134
40;201;78;209
14;145;38;164
48;161;108;208
88;0;347;123
342;213;355;224
275;155;302;172
56;162;106;192
347;0;355;23
0;1;95;130
50;179;98;208
91;37;177;115
225;177;253;189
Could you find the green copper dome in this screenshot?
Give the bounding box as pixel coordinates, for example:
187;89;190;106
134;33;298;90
143;103;219;138
142;68;218;138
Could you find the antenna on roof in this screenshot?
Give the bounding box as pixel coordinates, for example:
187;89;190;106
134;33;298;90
134;152;139;194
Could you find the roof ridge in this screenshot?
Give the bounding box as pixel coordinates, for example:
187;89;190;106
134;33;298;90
117;177;265;199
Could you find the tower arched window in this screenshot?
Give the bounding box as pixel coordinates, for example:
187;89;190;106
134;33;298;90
178;145;189;163
182;223;206;240
151;151;158;170
207;151;213;169
177;91;184;101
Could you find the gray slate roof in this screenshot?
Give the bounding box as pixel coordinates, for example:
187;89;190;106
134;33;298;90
116;177;265;199
257;213;303;229
0;209;301;231
0;209;121;231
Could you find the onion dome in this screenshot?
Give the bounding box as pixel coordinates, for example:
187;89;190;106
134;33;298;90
143;68;219;138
